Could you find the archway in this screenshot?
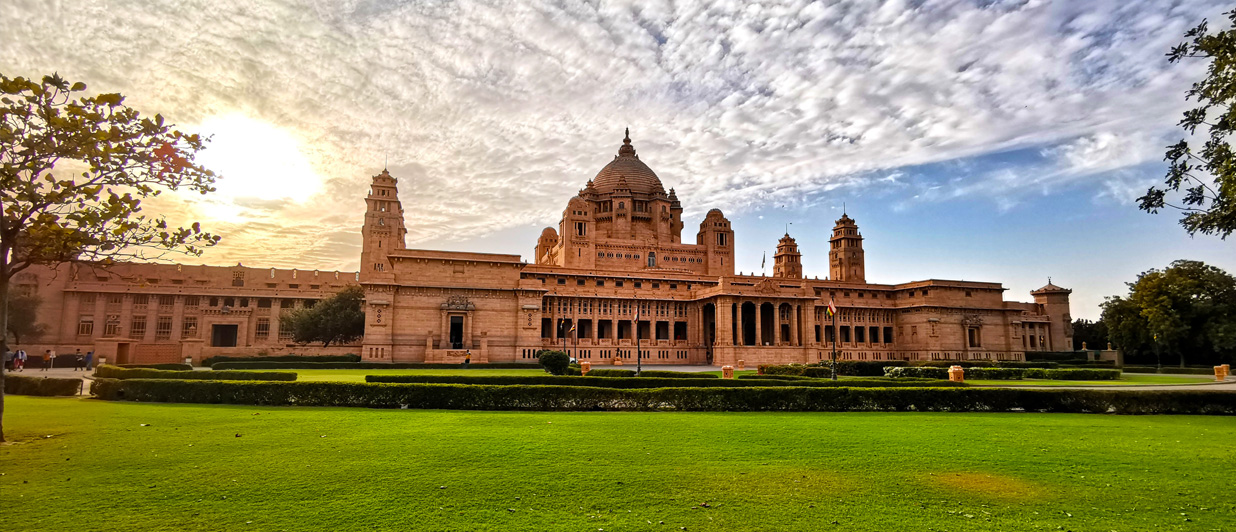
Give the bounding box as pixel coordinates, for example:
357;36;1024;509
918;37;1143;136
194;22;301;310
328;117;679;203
742;301;757;346
760;303;775;346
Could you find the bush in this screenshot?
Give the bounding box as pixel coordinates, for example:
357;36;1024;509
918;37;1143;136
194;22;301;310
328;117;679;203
210;361;538;370
586;369;637;378
964;368;1026;380
90;379;1236;414
93;365;297;381
912;361;1060;369
118;363;193;371
760;364;834;378
1023;369;1122;380
885;366;949;379
1122;366;1217;375
635;370;718;379
203;353;361;367
1024;351;1090;363
4;374;81;396
537;351;571;375
834;360;908;376
364;374;962;389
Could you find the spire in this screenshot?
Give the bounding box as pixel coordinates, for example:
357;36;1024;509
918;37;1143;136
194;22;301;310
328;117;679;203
618;127;636;157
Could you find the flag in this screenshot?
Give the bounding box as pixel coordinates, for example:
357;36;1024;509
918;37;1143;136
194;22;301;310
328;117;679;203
826;299;837;318
761;252;766;270
569;323;577;332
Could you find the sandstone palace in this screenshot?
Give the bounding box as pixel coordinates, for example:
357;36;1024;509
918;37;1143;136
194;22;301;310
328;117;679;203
14;131;1072;366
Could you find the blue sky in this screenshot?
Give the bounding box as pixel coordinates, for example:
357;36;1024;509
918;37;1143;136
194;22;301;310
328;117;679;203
4;0;1234;319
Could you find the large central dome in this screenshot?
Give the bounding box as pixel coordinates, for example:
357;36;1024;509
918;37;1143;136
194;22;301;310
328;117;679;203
590;129;666;197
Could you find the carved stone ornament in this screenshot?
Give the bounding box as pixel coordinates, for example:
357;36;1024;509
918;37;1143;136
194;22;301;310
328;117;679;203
961;313;983;326
441;295;475;311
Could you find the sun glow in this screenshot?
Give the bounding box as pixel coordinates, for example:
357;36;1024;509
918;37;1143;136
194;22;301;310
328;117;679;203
194;114;324;203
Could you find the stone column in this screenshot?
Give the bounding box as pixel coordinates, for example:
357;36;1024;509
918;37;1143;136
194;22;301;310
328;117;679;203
791;304;800;347
171;296;186;341
755;301;763;347
93;294;107;340
734;300;743;346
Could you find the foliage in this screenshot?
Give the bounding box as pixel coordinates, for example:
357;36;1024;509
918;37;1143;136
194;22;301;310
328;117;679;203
1140;11;1236;238
3;374;80;396
202;353;361;367
1072;319;1109;351
537;350;571;375
583;368;636;377
90;378;1236;414
5;290;46;344
887;366;1122;381
1101;260;1236;366
0;72;220;442
1122;366;1220;375
834;360;908;376
93;365;296;381
1023;369;1122;380
885;366;949;379
117;363;193;371
759;364;833;378
279;286;365;347
363;374;958;389
911;361;1060;369
634;370;717;379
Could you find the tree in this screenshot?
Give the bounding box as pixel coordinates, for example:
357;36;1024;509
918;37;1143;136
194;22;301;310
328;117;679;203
6;291;47;344
1138;11;1236;238
280;286;365;347
1100;260;1236;366
0;73;219;442
537;350;571;375
1071;318;1108;351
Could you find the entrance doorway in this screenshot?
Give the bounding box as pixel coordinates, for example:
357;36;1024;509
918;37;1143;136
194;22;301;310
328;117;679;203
115;342;132;365
449;316;464;349
211;324;238;347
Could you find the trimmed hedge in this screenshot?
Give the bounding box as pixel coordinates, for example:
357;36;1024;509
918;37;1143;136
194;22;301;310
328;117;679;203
89;379;1236;414
364;374;961;389
1122;366;1218;375
210;361;538;370
886;366;1123;381
912;361;1060;369
634;370;718;379
94;365;297;381
202;353;361;367
760;365;833;378
585;369;636;377
118;363;194;371
4;374;82;396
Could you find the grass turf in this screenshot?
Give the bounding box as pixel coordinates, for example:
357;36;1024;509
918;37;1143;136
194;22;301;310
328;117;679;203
3;397;1234;531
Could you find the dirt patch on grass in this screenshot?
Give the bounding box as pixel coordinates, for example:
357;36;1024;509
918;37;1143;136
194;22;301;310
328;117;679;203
925;472;1045;500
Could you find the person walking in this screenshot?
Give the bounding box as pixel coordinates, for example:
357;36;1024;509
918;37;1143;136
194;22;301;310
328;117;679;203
85;351;94;371
15;349;26;372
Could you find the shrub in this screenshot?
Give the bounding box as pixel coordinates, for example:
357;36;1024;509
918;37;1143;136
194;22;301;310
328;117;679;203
834;360;908;376
912;361;1060;369
760;364;833;378
203;353;361;367
537;351;571;375
1023;368;1123;380
586;369;637;377
1122;366;1217;375
90;379;1236;414
118;363;193;371
885;366;949;379
209;361;537;370
364;374;961;389
93;365;297;381
963;368;1026;380
4;374;81;396
635;370;718;379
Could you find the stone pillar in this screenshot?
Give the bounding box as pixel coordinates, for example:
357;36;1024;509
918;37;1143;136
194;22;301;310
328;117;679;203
734;300;744;346
93;294;107;340
790;304;800;347
171;295;186;341
755;301;763;347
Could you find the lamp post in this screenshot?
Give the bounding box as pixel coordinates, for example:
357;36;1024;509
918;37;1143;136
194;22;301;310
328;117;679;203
830;309;838;381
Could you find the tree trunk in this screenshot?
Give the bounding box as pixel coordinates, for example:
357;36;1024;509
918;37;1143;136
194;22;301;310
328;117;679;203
1;275;10;443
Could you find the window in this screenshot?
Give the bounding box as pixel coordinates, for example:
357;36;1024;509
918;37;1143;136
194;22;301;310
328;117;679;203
968;327;982;348
155;316;172;340
232;270;245;287
104;315;120;336
596;280;605;287
577;279;585;286
185;296;200;307
717;233;727;246
81;293;97;305
182;316;198;338
279;322;294;340
304;300;317;308
616;281;624;287
289;284;299;288
647;252;657;268
77;316;94;336
255;318;270;340
130;316;147;339
280;299;295;309
634;282;642;289
575;221;586;237
134;294;149;307
965;290;972;297
159;295;175;307
652;283;660;289
557;278;566;285
922;289;929;296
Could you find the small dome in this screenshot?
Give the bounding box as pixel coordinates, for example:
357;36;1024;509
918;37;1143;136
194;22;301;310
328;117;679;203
591;129;666;196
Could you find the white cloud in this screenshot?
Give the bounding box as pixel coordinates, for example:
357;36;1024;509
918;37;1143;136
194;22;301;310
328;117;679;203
0;0;1223;269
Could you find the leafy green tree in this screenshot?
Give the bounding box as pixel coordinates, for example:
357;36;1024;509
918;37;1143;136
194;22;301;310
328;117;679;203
1070;318;1108;351
537;350;571;375
1101;260;1236;366
6;291;47;344
1139;11;1236;238
280;286;365;347
0;73;219;442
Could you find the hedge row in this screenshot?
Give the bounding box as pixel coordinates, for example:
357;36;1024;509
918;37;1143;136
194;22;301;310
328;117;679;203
910;361;1061;369
1122;366;1219;375
118;363;194;371
364;374;960;389
89;379;1236;414
885;367;1122;380
94;365;297;381
4;375;82;396
202;353;361;367
210;361;539;370
629;370;717;379
760;365;834;378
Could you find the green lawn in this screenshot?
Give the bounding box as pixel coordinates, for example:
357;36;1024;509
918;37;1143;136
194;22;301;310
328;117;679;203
3;397;1234;531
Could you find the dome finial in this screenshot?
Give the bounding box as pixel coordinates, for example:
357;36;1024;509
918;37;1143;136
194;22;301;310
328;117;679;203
618;127;636;157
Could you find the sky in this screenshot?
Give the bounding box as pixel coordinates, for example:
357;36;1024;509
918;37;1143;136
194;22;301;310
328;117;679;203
3;0;1234;320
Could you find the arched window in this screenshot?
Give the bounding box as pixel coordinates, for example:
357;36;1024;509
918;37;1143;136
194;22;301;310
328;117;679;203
647;252;657;268
618;202;625;209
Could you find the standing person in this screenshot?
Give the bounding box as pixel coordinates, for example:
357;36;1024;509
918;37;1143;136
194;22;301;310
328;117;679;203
85;351;94;371
464;350;471;369
42;350;51;371
15;349;26;372
73;349;83;371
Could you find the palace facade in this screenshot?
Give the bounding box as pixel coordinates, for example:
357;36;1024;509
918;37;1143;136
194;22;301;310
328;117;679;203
14;131;1072;366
